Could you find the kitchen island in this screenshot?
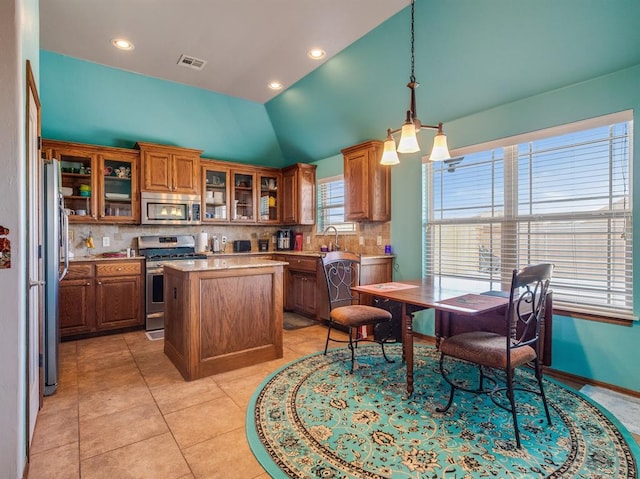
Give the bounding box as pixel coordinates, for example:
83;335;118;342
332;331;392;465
163;257;287;380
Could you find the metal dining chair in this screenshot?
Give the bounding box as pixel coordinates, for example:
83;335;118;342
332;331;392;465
321;251;395;372
436;263;554;448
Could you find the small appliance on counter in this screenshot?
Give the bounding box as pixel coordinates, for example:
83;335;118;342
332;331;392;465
233;240;252;252
293;232;303;251
258;239;269;252
276;229;293;250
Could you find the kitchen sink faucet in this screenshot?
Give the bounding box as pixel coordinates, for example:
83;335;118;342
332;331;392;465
323;225;340;251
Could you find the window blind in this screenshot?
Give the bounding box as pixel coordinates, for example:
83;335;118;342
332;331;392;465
317;176;356;233
424;112;634;320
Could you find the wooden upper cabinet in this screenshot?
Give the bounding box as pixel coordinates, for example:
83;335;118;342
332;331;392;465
43;139;139;224
99;148;139;223
257;169;281;223
342;140;390;222
136;142;202;195
173;153;200;193
281;163;316;225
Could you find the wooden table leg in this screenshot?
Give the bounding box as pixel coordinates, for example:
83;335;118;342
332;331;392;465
402;303;414;397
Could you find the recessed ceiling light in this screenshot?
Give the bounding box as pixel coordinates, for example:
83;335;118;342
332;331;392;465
308;48;326;60
111;38;134;51
268;81;283;91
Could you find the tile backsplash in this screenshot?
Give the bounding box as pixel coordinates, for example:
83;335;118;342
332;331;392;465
68;222;391;258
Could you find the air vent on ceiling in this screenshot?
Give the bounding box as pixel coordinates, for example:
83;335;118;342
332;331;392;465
177;54;207;71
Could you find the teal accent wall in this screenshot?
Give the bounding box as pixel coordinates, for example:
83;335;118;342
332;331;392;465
40;51;285;167
312;153;343;180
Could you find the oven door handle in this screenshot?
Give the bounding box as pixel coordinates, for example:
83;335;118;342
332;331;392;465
146;267;164;275
146;312;164;319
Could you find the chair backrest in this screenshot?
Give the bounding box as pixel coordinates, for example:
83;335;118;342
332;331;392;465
321;251;361;311
506;263;554;354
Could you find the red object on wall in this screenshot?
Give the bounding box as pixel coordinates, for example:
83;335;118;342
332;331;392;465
0;225;11;269
294;232;303;251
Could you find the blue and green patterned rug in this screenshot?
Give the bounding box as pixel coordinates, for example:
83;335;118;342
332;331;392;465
247;344;639;478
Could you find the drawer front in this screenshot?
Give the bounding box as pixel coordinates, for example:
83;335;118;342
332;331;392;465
285;256;318;272
96;261;141;277
64;263;94;280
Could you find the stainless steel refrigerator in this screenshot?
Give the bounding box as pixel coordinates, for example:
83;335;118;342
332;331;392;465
43;158;69;396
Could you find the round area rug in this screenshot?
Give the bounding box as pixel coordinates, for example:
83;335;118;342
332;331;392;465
247;344;639;478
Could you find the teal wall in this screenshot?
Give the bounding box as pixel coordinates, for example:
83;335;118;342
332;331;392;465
40;51;285;167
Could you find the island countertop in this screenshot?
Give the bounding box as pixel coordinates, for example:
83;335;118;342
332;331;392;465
163;257;288;272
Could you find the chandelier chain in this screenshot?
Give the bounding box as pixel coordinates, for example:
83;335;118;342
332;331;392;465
410;0;416;83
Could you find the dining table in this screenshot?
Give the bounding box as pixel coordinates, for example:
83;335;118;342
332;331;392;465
353;277;510;397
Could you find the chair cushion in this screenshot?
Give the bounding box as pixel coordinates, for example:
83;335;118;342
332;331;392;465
440;331;537;369
330;305;392;328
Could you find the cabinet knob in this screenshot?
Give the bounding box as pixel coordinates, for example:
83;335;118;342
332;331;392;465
86;282;91;286
116;267;122;271
97;281;102;285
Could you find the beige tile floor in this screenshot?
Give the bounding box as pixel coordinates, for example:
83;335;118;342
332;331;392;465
28;322;337;479
28;324;639;479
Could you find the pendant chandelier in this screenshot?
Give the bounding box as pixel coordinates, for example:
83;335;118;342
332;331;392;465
380;0;451;166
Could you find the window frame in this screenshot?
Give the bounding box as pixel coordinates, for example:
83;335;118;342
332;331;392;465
423;110;635;322
316;175;357;235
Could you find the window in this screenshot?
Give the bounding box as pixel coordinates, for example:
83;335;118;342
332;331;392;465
317;175;356;234
424;111;634;320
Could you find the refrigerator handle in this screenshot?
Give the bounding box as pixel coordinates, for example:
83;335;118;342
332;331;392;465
60;203;69;281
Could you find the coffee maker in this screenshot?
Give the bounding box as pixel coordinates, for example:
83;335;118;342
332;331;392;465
276;229;293;250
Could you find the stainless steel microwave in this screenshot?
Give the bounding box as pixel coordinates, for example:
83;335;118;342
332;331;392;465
141;192;201;225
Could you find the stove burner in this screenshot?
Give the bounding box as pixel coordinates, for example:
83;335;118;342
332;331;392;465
145;253;208;261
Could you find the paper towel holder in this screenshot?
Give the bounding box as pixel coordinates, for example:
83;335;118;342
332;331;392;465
195;231;209;253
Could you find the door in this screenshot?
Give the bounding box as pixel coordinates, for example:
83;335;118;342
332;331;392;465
25;61;42;445
142;150;172;192
173;153;199;193
96;275;142;330
281;167;297;224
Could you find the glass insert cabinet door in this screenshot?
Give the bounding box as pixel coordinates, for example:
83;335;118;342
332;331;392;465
203;166;229;221
259;173;279;222
58;152;95;221
101;156;135;220
232;171;255;221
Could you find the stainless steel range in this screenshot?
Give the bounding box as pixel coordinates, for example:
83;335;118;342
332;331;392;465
138;235;208;331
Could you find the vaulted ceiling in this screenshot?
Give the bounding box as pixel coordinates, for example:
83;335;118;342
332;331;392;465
40;0;640;162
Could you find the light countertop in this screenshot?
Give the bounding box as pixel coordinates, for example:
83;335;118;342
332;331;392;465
67;255;143;262
206;251;394;260
163;256;288;273
67;251;394;263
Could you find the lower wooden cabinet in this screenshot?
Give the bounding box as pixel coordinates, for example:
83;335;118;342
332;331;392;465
59;265;95;335
277;255;320;317
277;254;394;321
59;259;144;339
290;270;318;316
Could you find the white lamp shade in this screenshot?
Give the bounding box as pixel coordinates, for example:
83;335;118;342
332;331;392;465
397;123;420;153
429;131;451;161
380;138;400;165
